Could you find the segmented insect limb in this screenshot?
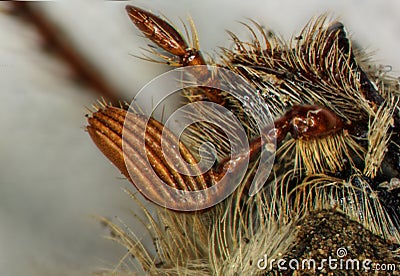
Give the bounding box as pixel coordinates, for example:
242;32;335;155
87;105;255;210
126;5;225;105
215;104;345;176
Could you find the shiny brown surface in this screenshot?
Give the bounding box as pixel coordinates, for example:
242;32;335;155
126;5;225;105
273;105;345;141
86;106;224;208
126;5;189;57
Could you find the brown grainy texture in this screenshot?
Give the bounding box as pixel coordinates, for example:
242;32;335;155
3;1;400;275
87;5;400;276
272;210;400;275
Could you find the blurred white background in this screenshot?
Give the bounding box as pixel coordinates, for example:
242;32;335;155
0;0;399;275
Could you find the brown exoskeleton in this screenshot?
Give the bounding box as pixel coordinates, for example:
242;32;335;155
87;5;400;274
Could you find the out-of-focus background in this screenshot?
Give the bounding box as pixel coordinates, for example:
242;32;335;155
0;0;399;275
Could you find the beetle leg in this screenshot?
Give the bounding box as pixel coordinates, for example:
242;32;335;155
214;104;345;179
126;5;225;104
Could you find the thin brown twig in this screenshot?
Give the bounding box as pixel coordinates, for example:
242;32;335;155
9;2;124;106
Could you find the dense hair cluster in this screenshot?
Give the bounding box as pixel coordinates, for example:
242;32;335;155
88;7;400;275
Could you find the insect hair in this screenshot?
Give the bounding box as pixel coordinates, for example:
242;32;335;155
89;8;400;276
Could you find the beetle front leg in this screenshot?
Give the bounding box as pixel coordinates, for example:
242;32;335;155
126;5;224;104
214;104;346;180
